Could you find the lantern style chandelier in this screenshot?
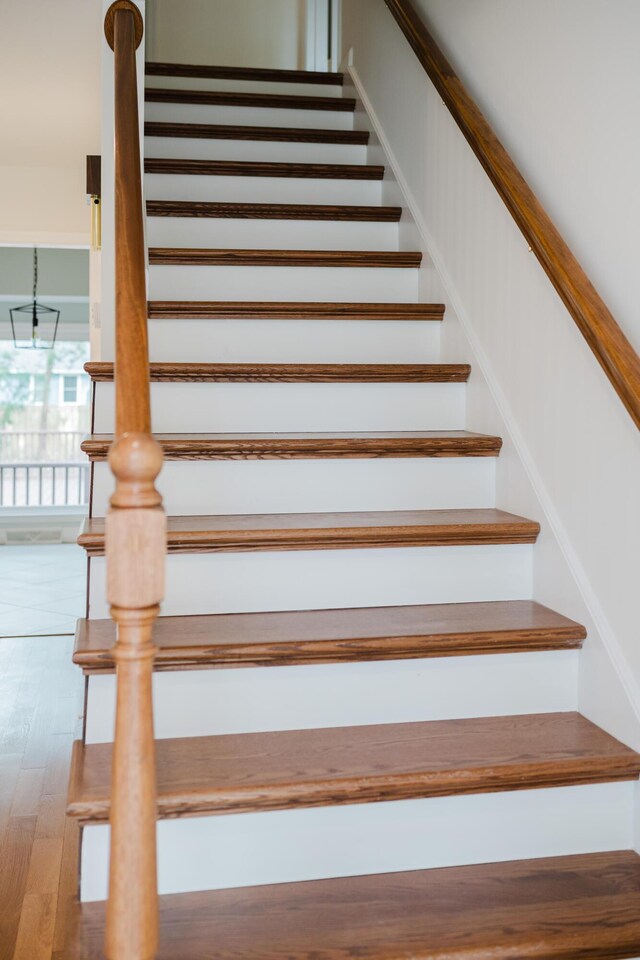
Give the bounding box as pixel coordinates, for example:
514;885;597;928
9;248;60;350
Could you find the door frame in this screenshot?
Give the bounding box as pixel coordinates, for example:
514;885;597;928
305;0;341;71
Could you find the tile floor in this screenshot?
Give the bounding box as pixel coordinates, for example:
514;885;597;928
0;545;86;637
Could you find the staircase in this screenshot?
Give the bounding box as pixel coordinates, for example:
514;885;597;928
59;50;640;960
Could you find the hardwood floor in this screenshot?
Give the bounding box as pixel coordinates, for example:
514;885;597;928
0;636;83;960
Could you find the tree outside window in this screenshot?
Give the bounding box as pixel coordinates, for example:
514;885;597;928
0;341;90;462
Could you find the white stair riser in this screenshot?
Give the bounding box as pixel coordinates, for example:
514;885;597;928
146;319;441;364
92;382;464;433
91;458;495;517
85;650;578;743
145;101;354;130
88;544;533;618
79;781;635;900
148;264;416;303
144;173;382;205
145;77;345;97
145;137;369;166
146;216;398;250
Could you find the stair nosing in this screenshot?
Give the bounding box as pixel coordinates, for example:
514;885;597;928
145;62;344;86
77;509;539;556
144;159;384;180
80;431;501;463
147;301;445;320
146;200;402;221
54;851;640;960
144;121;369;144
85;362;465;382
72;758;638;821
146;249;421;267
145;87;356;112
73;600;586;674
66;713;640;823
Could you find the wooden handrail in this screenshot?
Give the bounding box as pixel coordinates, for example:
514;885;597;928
103;3;166;959
384;0;640;430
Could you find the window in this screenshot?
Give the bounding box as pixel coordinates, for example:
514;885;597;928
31;375;45;404
62;375;78;404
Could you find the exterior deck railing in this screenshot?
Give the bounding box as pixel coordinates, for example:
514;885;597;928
0;462;90;507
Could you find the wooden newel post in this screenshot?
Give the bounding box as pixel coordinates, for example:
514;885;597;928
105;433;165;960
104;4;164;956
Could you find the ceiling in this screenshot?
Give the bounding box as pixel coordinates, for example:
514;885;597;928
0;248;89;298
0;0;102;167
0;247;89;340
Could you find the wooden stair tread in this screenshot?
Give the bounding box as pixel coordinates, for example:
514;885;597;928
58;851;640;959
144;158;385;179
146;201;402;221
144;121;369;144
147;248;421;267
81;431;500;462
78;508;539;555
145;88;356;112
145;62;344;86
85;362;464;381
73;600;586;673
147;300;444;320
66;713;640;821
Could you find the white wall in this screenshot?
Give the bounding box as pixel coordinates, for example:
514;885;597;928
146;0;307;70
0;0;101;245
411;0;640;356
341;0;640;749
97;0;147;364
0;166;89;247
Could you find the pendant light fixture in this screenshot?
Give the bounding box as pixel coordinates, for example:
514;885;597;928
9;248;60;350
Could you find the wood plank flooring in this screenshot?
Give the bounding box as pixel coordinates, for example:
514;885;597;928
0;636;83;960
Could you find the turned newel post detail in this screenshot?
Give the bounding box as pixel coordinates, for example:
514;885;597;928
105;434;165;960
